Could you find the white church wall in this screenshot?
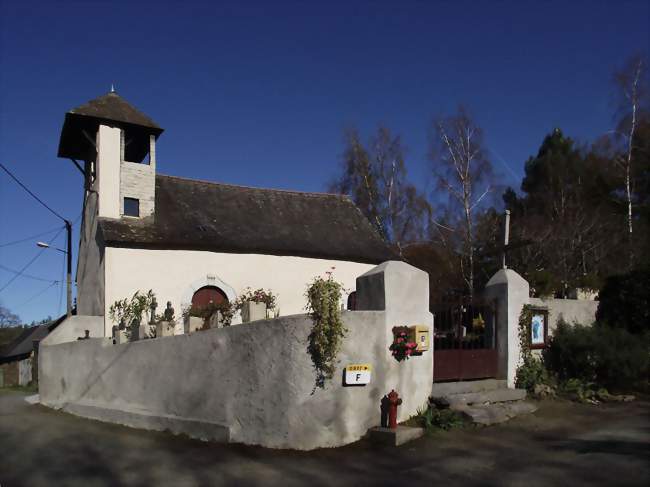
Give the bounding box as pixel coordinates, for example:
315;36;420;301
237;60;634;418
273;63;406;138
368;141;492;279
103;247;375;336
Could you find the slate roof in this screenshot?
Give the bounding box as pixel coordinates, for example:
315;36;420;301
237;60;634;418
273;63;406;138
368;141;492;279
67;91;162;130
58;91;163;160
98;174;398;264
0;325;49;364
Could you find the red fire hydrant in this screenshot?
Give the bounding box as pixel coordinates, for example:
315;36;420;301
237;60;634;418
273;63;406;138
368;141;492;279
387;389;402;429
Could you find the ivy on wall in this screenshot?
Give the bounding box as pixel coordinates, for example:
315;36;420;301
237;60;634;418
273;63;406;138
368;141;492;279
515;304;548;391
305;271;346;390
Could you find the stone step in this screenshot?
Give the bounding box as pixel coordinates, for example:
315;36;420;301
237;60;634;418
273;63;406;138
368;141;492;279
455;401;538;426
441;388;527;408
431;379;507;397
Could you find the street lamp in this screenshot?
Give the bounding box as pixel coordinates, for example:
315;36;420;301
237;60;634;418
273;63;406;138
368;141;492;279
36;220;72;317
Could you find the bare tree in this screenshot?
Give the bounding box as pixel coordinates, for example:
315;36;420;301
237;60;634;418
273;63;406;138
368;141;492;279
0;304;20;328
430;106;493;299
613;55;648;246
330;126;430;253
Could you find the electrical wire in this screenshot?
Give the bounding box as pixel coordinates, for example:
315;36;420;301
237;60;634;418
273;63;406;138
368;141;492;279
0;264;59;283
0;162;68;222
15;281;59;309
0;225;63;248
0;226;65;293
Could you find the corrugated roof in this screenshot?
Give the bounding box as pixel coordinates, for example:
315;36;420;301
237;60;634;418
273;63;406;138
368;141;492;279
99;174;398;264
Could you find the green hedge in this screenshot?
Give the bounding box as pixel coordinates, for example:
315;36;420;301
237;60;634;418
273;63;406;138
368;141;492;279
543;321;649;389
596;269;650;335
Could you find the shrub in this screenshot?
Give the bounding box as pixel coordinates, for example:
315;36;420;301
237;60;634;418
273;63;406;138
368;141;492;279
109;290;156;339
516;356;549;392
415;405;464;431
543;320;649;389
596;269;650;335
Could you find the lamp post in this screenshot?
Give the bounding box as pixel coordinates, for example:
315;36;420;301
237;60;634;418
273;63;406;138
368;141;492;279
37;219;72;317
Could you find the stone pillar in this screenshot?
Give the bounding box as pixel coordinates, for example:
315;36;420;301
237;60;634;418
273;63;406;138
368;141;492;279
356;261;433;422
484;269;530;388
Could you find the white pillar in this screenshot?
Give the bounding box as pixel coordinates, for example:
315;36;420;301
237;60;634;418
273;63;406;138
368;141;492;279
484;269;530;388
96;124;121;218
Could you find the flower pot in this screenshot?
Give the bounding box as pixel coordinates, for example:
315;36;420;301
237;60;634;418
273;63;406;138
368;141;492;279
241;301;266;323
156;321;174;337
184;316;204;334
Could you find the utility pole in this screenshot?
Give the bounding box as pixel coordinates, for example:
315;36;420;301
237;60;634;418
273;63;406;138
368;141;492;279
65;219;72;317
502;210;511;269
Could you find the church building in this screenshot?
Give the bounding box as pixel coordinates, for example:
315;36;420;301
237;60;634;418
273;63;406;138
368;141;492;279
57;90;396;336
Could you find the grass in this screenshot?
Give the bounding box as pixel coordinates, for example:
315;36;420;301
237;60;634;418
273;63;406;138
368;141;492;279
0;383;38;394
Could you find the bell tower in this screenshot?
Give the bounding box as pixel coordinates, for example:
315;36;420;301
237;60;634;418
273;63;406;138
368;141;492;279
57;89;164;219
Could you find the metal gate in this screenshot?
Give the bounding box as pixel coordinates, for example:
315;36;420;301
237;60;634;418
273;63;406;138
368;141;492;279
433;299;498;382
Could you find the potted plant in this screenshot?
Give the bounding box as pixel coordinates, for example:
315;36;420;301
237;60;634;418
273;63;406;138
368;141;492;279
108;290;156;342
389;327;418;361
235;288;278;323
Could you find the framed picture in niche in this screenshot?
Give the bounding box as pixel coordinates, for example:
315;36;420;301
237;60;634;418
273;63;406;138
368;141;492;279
530;309;548;349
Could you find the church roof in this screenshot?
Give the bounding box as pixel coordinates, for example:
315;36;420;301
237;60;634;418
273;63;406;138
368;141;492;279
98;174;398;264
68;91;161;129
58;91;163;159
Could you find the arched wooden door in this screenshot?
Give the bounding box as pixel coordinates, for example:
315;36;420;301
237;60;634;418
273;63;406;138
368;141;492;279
191;286;229;309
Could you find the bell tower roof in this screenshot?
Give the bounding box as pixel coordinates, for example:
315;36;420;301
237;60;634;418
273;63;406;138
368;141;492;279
58;91;163;160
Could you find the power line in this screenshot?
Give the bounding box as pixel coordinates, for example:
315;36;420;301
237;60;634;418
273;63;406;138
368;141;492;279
0;226;65;293
0;225;63;248
15;281;59;309
0;264;59;283
0;162;67;222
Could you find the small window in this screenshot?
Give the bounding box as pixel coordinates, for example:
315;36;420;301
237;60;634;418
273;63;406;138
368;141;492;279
124;197;140;217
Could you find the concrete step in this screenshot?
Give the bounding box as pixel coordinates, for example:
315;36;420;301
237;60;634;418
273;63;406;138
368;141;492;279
431;379;507;397
439;388;527;408
455;401;538;426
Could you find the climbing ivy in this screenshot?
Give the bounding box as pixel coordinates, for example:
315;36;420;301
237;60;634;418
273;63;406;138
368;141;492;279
305;270;346;389
515;305;548;391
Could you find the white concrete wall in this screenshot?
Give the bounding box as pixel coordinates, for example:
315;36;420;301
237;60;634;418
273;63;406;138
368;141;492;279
529;297;598;333
96;125;121;218
103;247;375;337
41;315;104;346
484;269;530;388
39;261;433;450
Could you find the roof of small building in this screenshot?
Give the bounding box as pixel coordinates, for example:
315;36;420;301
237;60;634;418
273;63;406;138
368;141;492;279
0;325;49;364
58;91;163;160
98;174;398;264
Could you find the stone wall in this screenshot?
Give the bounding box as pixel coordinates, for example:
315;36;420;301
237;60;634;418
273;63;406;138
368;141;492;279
76;190;105;316
120;161;155;217
39;261;433;450
0;361;18;387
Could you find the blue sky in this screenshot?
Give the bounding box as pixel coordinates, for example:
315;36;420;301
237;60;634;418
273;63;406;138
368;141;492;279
0;0;648;323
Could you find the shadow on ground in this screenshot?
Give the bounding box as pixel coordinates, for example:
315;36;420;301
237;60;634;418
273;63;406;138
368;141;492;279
1;392;648;487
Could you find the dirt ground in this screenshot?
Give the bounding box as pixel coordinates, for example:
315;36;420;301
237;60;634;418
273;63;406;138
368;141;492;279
0;390;648;487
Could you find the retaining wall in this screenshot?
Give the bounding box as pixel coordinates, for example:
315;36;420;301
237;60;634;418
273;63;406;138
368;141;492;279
39;261;433;450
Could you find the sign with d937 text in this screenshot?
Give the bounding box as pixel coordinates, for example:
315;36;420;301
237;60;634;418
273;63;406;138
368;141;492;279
345;364;372;385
